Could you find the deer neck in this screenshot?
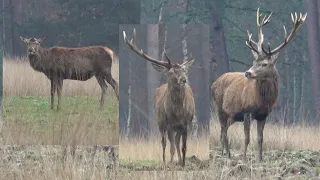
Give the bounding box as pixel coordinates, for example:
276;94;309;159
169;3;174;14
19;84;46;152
28;47;46;72
167;81;186;104
255;71;280;109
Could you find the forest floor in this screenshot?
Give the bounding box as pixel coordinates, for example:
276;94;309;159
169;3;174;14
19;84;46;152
0;145;319;179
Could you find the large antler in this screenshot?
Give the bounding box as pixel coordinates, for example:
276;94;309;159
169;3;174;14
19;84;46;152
246;8;272;56
246;8;307;57
269;12;307;55
123;28;172;69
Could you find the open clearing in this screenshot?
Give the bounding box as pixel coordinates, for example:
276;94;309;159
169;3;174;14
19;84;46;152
2;57;119;145
1;124;320;180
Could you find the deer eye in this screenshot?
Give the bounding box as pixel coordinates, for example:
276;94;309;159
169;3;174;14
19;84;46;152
261;63;268;67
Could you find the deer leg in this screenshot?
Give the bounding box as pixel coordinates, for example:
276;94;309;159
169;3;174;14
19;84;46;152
167;129;175;163
50;79;56;110
218;112;228;156
96;76;108;109
257;119;266;162
161;130;166;163
181;131;187;167
56;79;63;111
106;75;119;101
175;132;182;164
243;113;251;161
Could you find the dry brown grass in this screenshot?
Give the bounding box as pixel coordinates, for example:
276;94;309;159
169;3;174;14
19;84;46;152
1;120;319;180
210;116;320;152
3;56;119;96
119;135;209;162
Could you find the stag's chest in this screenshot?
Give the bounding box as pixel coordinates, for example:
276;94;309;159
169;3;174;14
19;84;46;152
164;100;193;122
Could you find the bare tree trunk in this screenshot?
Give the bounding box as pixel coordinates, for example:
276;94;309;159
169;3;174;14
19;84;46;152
146;24;159;134
125;53;132;140
304;0;320;121
9;0;14;55
200;24;211;135
1;0;4;54
181;24;198;139
208;0;229;80
284;49;292;124
300;53;307;119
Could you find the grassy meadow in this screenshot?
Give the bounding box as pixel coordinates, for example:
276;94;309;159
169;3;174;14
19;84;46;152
2;56;119;145
119;133;210;171
0;118;320;179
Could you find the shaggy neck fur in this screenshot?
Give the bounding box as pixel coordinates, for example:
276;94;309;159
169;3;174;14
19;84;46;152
28;47;48;72
254;70;280;110
167;79;186;107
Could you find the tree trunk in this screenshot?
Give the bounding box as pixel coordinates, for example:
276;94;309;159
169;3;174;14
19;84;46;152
199;24;211;135
125;49;132;140
304;0;320;121
208;0;229;81
146;24;159;134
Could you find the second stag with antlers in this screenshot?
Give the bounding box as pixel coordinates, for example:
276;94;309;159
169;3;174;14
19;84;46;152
211;8;307;162
123;29;195;167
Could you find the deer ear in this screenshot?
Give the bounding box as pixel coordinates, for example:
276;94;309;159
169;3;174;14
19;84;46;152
151;63;168;73
182;58;195;69
20;36;29;43
270;52;280;65
37;36;47;43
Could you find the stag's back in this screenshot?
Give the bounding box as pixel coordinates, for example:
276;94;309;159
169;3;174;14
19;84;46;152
45;46;114;72
212;72;258;116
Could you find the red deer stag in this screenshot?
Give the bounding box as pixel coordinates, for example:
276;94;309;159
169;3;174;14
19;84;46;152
123;29;195;167
211;8;307;162
20;36;119;110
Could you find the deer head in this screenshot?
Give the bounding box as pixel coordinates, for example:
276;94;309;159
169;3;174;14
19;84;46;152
244;8;307;80
20;36;47;56
123;29;195;87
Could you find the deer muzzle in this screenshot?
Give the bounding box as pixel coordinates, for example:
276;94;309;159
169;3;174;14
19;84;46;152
28;48;35;55
179;77;187;85
245;71;255;79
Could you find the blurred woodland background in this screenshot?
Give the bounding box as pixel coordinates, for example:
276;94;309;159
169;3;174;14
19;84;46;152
1;0;140;56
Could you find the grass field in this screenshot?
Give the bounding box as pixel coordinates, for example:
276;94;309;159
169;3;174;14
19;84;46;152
0;119;319;179
2;56;119;145
119;134;210;170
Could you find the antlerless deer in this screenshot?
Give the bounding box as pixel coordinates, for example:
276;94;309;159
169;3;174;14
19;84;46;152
20;36;119;110
123;29;195;167
211;8;307;162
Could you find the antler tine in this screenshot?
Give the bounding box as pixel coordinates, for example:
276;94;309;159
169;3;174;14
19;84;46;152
255;8;273;55
270;12;307;54
123;28;171;69
245;30;260;54
164;50;172;67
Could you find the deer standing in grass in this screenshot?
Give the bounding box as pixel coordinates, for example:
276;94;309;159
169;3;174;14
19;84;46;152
123;29;195;167
211;8;307;162
20;36;119;110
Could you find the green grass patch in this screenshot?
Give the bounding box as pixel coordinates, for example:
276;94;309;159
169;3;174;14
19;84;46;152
2;95;119;145
120;159;161;167
3;95;118;122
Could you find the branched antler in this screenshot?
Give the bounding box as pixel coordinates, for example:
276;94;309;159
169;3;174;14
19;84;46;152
245;8;307;57
123;28;172;69
246;8;272;56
